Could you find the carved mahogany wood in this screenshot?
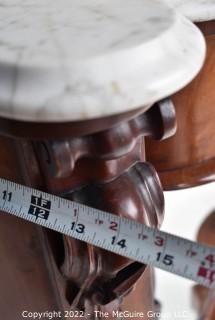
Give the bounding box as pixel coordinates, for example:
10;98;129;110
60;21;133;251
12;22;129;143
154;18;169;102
33;102;173;313
145;21;215;190
0;100;176;318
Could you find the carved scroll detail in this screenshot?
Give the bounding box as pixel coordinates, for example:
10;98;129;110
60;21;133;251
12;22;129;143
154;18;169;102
33;100;175;314
36;99;176;180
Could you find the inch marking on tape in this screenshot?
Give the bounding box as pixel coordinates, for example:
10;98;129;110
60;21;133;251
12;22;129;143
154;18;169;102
0;178;214;289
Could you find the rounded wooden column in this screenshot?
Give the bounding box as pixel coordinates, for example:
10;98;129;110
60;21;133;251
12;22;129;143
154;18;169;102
145;21;215;190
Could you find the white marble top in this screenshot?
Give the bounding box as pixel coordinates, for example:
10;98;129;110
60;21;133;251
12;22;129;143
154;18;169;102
163;0;215;22
0;0;205;122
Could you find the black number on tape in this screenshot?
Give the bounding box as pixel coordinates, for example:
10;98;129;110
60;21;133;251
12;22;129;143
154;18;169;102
71;222;85;234
156;253;174;266
111;236;126;248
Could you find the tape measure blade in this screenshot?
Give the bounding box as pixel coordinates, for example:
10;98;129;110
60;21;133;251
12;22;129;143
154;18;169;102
0;178;214;289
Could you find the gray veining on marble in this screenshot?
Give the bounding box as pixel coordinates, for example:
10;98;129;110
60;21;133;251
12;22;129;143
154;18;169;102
163;0;215;22
0;0;206;122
